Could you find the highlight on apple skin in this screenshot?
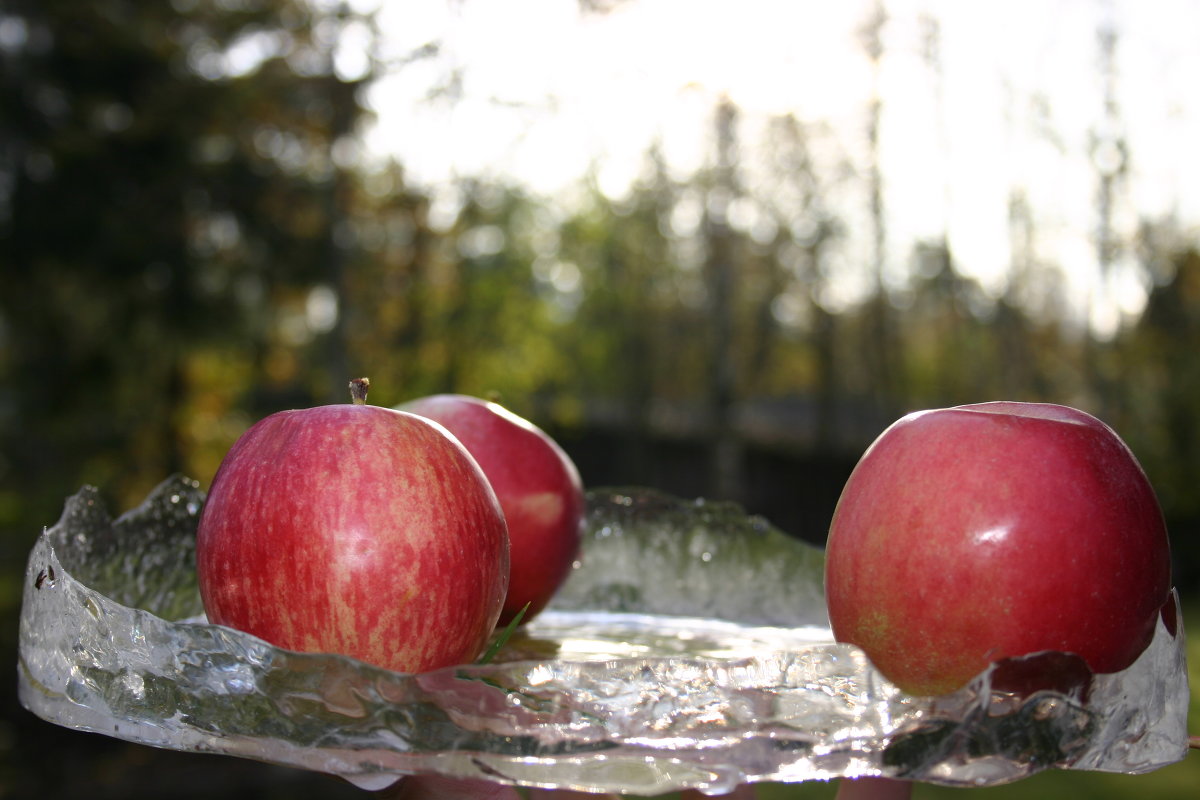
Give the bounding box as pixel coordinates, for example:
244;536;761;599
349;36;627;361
398;393;585;627
196;379;510;674
824;401;1173;697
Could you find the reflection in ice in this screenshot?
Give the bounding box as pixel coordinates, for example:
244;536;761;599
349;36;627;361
17;476;1190;794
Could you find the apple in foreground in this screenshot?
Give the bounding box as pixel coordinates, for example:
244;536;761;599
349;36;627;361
398;394;585;626
196;379;509;674
824;401;1172;696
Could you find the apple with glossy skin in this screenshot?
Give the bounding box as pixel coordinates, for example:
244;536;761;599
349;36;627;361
196;379;509;674
397;394;585;626
825;401;1172;696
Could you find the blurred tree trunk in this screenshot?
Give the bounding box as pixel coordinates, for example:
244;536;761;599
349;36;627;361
999;190;1050;398
859;0;901;417
397;193;435;394
761;114;844;450
704;97;742;501
612;245;656;488
321;73;357;400
1086;20;1128;416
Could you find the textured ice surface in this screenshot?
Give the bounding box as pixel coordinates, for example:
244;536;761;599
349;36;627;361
17;477;1190;794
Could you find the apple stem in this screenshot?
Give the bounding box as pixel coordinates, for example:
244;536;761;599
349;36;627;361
350;377;370;405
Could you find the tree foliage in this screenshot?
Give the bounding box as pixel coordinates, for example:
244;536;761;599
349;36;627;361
4;2;1200;795
1;0;371;515
5;0;1200;596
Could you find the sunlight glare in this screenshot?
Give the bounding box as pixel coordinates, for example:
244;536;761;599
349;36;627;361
352;0;1200;329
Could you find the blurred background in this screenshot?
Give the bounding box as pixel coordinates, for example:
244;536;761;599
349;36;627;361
1;0;1198;797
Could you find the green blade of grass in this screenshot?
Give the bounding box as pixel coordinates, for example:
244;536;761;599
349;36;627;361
476;603;530;665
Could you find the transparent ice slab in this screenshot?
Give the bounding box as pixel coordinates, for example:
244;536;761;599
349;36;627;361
17;476;1190;795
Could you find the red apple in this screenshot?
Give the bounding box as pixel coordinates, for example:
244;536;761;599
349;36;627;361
824;401;1172;696
397;394;585;626
196;379;509;674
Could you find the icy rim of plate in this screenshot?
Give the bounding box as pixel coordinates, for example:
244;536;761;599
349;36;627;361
16;475;1190;795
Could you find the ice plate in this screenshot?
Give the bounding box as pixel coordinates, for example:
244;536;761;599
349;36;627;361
16;476;1190;794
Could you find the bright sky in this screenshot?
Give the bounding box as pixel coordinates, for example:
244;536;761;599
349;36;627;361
348;0;1200;336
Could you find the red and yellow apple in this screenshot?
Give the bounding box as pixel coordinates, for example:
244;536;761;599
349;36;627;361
824;401;1172;696
196;379;509;674
398;394;585;626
